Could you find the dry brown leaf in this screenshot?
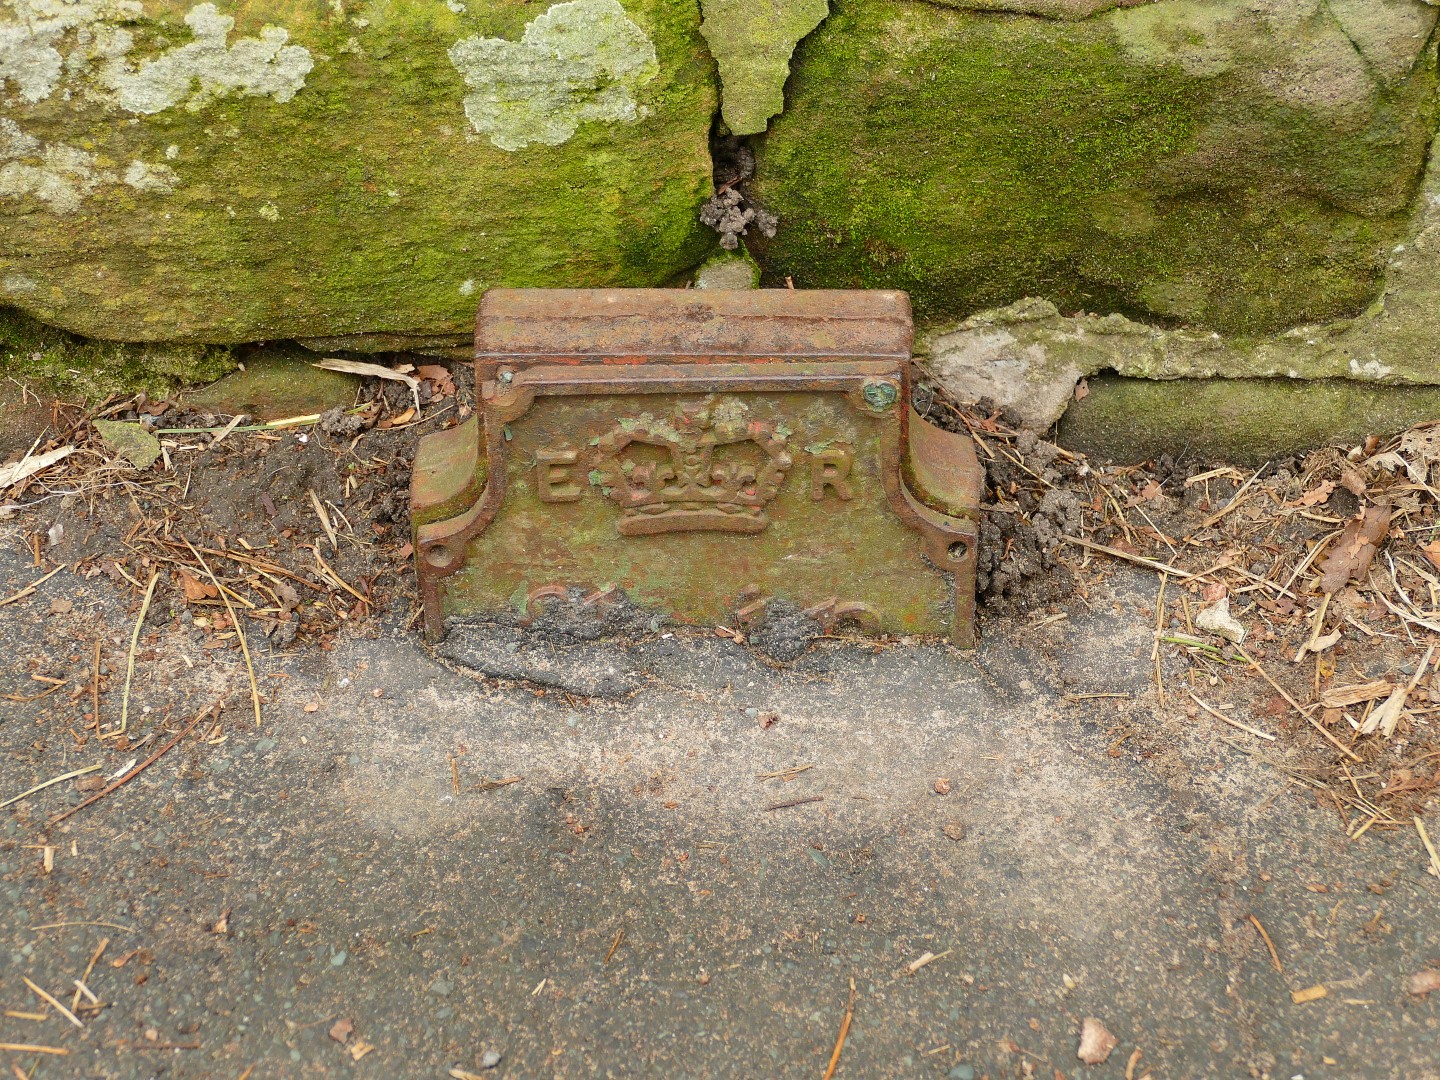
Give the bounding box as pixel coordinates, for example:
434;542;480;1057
1420;540;1440;573
211;908;230;935
1320;681;1394;708
1396;427;1440;485
1406;968;1440;997
177;569;218;602
1290;480;1336;508
1077;1018;1117;1065
1318;504;1390;594
416;364;456;397
328;1018;354;1043
1339;464;1367;496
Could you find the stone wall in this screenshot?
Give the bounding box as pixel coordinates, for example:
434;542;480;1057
3;0;1439;442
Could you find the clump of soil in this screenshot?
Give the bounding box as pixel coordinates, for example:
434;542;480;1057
743;600;822;663
915;385;1087;612
700;188;777;252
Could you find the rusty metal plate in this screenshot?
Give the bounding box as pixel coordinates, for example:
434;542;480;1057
412;289;982;646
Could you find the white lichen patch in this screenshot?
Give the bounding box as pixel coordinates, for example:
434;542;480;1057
0;0;140;102
0;116;179;213
3;272;37;293
448;0;658;151
0;1;314;212
1349;357;1395;380
0;138;108;212
123;158;179;192
99;3;314;114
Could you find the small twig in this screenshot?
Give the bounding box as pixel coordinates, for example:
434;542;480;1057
156;412;325;435
0;764;102;811
50;708;211;825
1161;634;1231;660
0;564;64;608
906;949;951;974
74;938;108;1014
1296;594;1332;664
1416;816;1440;879
22;978;82;1029
758;764;814;781
308;488;338;552
473;776;522;793
208;413;245;448
765;795;824;812
312;544;370;611
604;927;625;964
1189;693;1275;742
91;638;101;734
1248;915;1283;972
1063;536;1200;582
1283;530;1340;593
0;1044;67;1056
821;979;856;1080
1190;463;1266;534
1236;648;1361;762
1153;573;1167;706
184;538;261;728
116;570;159;737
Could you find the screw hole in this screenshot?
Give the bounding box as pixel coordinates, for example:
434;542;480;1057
946;540;969;562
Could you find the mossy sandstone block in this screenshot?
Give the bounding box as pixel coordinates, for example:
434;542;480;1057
0;0;716;344
753;0;1440;335
1059;374;1440;464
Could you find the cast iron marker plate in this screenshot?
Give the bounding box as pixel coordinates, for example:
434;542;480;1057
411;288;981;645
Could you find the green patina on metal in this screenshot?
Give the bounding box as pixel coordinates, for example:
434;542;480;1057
411;287;983;646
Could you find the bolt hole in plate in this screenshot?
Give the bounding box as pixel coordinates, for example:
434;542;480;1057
411;289;982;645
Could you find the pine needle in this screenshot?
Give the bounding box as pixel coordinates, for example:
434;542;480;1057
185;537;261;728
116;570;159;737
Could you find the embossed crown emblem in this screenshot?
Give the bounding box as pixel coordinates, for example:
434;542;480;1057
591;401;793;535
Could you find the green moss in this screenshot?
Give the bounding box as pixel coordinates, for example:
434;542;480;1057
1059;374;1440;464
0;0;717;345
0;307;235;400
752;0;1440;334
